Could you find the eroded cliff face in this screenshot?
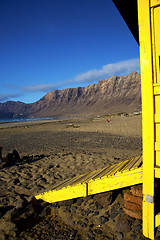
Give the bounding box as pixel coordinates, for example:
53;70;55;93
0;72;141;118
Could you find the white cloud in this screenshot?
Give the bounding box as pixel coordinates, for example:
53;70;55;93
6;58;140;95
0;94;21;102
70;58;140;84
22;84;57;92
0;58;140;103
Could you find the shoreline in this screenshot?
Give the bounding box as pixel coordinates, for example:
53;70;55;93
0;119;58;129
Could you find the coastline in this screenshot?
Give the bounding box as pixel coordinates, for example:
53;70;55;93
0;119;58;129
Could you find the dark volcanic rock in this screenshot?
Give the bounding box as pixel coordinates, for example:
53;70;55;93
99;215;109;224
111;203;120;219
116;215;132;233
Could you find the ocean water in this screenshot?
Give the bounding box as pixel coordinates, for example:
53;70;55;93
0;117;61;123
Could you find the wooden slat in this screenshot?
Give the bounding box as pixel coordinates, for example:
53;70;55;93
88;168;143;195
155;213;160;227
132;156;143;169
122;157;139;172
155;114;160;123
35;156;143;203
150;0;160;8
155;166;160;178
155;142;160;151
154;84;160;95
107;160;129;176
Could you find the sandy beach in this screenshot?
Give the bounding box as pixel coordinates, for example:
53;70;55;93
0;114;145;240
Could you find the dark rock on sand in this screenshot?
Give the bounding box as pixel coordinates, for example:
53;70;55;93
117;232;123;240
105;210;110;217
93;192;112;207
0;190;9;197
76;198;83;206
99;215;109;224
85;209;92;216
0;206;14;218
132;224;142;232
134;219;142;226
89;224;94;229
15;197;28;210
130;233;137;239
95;202;103;210
91;210;99;216
87;235;95;240
83;218;88;224
111;203;120;219
0;230;5;240
93;228;103;235
116;214;131;232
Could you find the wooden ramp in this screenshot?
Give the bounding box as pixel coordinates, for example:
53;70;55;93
35;156;142;203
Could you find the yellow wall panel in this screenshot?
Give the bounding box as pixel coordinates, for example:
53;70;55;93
154;7;160;83
151;9;157;83
156;151;160;166
155;95;160;115
154;85;160;95
138;0;155;238
151;0;160;7
155;124;160;142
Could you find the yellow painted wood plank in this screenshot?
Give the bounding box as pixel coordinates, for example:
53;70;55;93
151;0;160;8
155;114;160;123
54;170;95;189
35;183;87;203
119;158;134;172
51;178;72;190
155;142;160;151
70;168;106;185
151;8;157;84
35;158;143;204
156;151;160;166
155;213;160;227
155;167;160;178
86;159;130;180
155;96;160;125
154;7;160;83
92;164;117;179
110;160;129;174
138;0;155;190
143;201;155;240
132;156;142;169
42;158;141;195
54;175;85;190
88;168;142;195
122;157;140;172
86;165;112;180
154;85;160;95
156;124;160;142
106;161;127;177
69;171;97;186
138;0;155;238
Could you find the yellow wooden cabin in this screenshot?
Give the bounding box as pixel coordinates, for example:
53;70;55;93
35;0;160;239
113;0;160;238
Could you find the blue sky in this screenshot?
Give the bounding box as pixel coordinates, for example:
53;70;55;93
0;0;140;103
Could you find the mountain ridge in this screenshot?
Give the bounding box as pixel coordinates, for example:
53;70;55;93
0;72;141;118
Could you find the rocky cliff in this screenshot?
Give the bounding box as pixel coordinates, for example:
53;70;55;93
0;72;141;118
